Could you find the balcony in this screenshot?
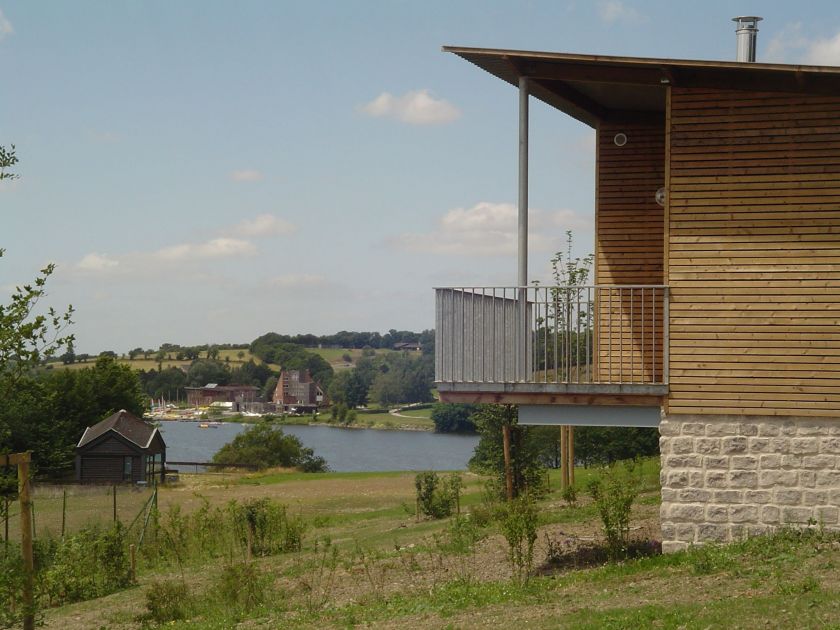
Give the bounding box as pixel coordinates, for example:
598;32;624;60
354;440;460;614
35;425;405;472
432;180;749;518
435;285;669;406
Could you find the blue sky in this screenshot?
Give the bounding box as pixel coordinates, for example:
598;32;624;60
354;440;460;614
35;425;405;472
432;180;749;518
3;1;840;353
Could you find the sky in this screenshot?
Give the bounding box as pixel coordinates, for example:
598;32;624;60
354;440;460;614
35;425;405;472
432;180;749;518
3;1;840;353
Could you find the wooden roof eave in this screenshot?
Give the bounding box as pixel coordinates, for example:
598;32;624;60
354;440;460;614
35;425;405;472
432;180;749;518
446;45;840;126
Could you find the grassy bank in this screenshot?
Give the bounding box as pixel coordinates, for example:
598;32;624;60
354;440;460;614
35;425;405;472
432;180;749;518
28;458;840;629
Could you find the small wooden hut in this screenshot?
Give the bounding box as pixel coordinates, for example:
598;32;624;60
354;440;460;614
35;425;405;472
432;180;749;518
75;409;166;484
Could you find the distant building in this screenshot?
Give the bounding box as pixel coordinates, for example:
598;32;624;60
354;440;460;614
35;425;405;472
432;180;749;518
75;409;166;484
393;341;422;351
273;369;325;412
184;383;259;408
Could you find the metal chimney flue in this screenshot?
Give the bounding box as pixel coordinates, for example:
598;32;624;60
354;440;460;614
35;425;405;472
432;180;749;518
733;16;762;62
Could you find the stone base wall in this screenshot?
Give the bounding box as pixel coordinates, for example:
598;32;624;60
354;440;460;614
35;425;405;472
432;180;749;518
659;414;840;553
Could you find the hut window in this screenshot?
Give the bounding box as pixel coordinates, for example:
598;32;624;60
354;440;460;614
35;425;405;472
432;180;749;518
123;456;133;481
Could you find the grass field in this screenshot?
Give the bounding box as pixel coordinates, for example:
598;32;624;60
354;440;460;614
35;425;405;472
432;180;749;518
47;346;399;373
31;459;840;629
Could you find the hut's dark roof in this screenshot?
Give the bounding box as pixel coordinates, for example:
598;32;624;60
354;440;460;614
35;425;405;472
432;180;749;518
77;409;160;450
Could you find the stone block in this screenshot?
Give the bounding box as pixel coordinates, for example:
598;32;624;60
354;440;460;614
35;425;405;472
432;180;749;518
679;488;713;503
697;523;729;542
758;454;782;470
705;504;729;523
722;437;748;454
659;437;671;454
758;423;781;437
662;541;690;553
730;504;759;523
781;454;803;468
761;505;781;524
707;423;739;437
803;490;828;506
670;504;704;521
782;506;813;524
748;438;771;453
715;489;742;504
800;470;817;488
703;456;729;470
816;506;840;525
660;488;679;503
803;455;836;470
780;421;798;436
797;422;827;436
675;523;696;541
769;438;789;454
731;455;758;470
729;470;758;489
672;437;695;455
738;423;759;436
759;470;798;488
689;471;705;487
667;470;689;488
682;422;707;436
774;489;802;505
816;470;840;487
744;490;772;504
705;471;727;488
665;455;701;469
695;438;721;455
790;438;820;455
660;522;676;540
820;438;840;454
659;421;681;437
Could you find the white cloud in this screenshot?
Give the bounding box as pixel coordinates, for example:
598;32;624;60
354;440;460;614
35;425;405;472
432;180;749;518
230;169;263;182
267;273;329;289
598;1;645;24
389;202;591;256
230;213;295;238
359;89;461;125
0;10;13;41
804;32;840;66
153;238;255;262
767;23;840;66
76;253;119;271
74;237;256;275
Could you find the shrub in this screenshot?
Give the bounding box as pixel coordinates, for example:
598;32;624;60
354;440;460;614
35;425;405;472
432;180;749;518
415;472;462;519
496;496;539;583
213;423;328;472
144;580;192;624
216;562;273;612
587;462;641;561
561;484;578;508
229;498;305;556
42;524;132;606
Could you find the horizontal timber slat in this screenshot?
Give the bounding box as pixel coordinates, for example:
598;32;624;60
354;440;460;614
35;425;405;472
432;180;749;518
667;86;840;417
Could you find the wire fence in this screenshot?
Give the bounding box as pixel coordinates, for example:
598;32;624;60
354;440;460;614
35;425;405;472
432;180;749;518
1;483;155;546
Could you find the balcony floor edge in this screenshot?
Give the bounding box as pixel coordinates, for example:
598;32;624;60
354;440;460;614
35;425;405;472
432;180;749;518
436;382;667;406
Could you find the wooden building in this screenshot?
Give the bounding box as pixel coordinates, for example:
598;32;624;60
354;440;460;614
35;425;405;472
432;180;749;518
436;24;840;549
273;369;325;412
184;383;259;408
75;409;166;484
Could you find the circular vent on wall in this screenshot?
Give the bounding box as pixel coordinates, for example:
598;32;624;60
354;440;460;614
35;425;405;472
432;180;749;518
613;133;628;147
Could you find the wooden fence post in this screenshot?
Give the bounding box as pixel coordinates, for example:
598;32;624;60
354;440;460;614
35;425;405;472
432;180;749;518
61;488;67;538
560;426;568;491
18;453;35;630
569;426;575;486
129;544;136;583
113;484;117;524
502;424;514;501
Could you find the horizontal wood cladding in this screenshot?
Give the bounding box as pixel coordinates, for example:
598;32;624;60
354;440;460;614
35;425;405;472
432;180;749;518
596;121;665;382
667;87;840;417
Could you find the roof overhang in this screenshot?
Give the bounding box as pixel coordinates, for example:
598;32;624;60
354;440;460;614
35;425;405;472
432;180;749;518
444;46;840;128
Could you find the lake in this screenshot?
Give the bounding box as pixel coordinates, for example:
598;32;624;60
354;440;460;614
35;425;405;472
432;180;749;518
158;421;480;472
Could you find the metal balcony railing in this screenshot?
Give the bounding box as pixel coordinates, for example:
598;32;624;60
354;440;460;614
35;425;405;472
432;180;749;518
435;285;668;386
